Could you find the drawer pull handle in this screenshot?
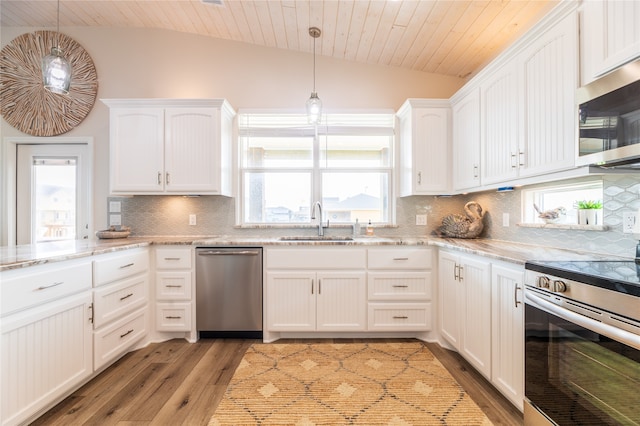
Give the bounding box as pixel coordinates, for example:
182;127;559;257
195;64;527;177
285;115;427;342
164;257;181;261
392;285;408;288
393;316;408;319
120;329;134;339
393;257;409;261
120;293;134;301
34;281;64;291
166;285;182;288
165;316;182;319
119;263;134;269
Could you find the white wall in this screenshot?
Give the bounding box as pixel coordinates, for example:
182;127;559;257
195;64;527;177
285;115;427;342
1;26;465;245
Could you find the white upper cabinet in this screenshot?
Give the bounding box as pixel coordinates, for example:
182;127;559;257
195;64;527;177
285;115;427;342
452;88;481;191
103;99;235;196
397;99;451;195
481;61;520;185
517;11;578;178
581;0;640;85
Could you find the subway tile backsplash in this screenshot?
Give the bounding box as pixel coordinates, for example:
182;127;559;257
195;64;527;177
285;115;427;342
109;174;640;258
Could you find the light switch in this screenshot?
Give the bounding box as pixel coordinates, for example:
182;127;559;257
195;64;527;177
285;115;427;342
416;214;427;226
502;213;509;227
109;214;122;226
109;201;121;212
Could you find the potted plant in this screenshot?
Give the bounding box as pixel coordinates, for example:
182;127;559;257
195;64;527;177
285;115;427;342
576;200;603;225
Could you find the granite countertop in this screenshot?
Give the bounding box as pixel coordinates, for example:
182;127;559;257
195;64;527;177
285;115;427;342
0;235;623;272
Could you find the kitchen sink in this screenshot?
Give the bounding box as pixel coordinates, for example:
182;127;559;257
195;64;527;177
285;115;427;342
279;236;354;241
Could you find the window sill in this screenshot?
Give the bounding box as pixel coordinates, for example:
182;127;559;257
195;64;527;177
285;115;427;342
517;223;608;231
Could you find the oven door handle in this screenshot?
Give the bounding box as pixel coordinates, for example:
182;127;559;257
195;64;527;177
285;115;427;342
525;290;640;351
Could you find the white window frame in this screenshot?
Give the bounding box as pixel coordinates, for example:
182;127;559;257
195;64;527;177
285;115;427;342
521;179;603;225
2;137;94;246
236;110;395;227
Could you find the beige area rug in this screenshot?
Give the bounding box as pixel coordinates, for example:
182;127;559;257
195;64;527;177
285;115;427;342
209;342;493;425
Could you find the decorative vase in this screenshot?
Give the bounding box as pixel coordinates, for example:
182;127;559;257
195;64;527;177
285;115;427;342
579;209;602;225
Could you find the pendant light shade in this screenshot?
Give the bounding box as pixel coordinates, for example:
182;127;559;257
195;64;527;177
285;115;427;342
306;27;322;124
42;0;71;95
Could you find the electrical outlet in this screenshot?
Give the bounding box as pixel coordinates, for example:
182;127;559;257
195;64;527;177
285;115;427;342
623;211;637;233
189;214;197;226
416;214;427;226
502;213;510;227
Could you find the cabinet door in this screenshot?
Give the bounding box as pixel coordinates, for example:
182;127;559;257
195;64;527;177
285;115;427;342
164;108;220;193
399;106;451;195
491;264;524;411
110;108;164;192
481;62;520;185
519;12;577;177
453;89;481;191
266;272;316;331
438;251;461;349
1;293;93;426
316;272;366;331
582;0;640;84
459;255;492;379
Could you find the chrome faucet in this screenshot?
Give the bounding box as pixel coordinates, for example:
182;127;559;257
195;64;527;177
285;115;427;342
311;201;328;236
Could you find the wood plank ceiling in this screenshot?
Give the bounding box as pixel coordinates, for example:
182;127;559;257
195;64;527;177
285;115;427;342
1;0;559;79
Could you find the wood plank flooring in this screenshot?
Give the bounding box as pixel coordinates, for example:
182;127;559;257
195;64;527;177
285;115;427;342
32;338;523;425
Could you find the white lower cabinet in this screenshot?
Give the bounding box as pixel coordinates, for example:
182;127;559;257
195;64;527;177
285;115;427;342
266;271;367;331
265;247;367;333
154;247;194;333
438;250;492;379
367;247;433;331
92;248;149;370
1;260;93;426
491;263;525;411
439;249;525;411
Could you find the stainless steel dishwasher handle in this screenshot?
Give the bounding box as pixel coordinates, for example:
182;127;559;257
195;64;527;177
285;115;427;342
197;250;260;256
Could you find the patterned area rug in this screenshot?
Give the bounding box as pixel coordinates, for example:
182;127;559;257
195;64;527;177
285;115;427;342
209;342;493;425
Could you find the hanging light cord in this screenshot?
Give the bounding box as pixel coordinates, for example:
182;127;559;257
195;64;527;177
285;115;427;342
312;32;316;93
55;0;60;47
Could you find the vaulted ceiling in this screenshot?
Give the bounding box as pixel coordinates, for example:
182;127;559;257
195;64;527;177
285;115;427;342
1;0;558;79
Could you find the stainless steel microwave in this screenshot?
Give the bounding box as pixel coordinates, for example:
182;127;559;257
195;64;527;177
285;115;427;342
576;58;640;167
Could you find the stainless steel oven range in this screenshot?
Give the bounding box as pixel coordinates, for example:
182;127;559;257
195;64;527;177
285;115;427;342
523;260;640;426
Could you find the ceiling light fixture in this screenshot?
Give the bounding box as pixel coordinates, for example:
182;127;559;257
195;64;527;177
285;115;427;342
42;0;71;94
306;27;322;124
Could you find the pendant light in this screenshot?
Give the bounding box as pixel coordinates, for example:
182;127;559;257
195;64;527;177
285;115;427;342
306;27;322;124
42;0;71;95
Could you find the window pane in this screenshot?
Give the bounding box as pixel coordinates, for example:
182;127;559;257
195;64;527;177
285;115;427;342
243;172;311;223
322;172;389;223
320;135;392;168
33;158;77;242
241;136;313;168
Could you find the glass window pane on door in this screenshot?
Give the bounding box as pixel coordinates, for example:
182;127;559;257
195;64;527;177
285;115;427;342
33;158;77;242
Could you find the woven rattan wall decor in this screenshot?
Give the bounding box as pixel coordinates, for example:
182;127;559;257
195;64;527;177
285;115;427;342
0;31;98;136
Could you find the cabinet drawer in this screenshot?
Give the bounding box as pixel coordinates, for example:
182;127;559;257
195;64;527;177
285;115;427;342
156;271;192;300
266;248;366;269
93;249;149;287
367;303;432;331
367;272;431;301
94;307;147;370
156;302;192;331
93;275;148;329
367;248;432;270
1;259;92;316
155;247;192;269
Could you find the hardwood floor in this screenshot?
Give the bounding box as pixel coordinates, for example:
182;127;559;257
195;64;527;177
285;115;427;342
32;338;523;425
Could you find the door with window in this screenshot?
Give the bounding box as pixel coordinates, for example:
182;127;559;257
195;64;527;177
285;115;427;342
16;144;90;245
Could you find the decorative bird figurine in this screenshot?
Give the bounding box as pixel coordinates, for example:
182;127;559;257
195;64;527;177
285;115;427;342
534;204;566;223
436;201;486;239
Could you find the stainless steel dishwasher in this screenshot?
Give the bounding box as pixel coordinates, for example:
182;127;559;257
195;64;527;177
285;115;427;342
195;247;262;338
